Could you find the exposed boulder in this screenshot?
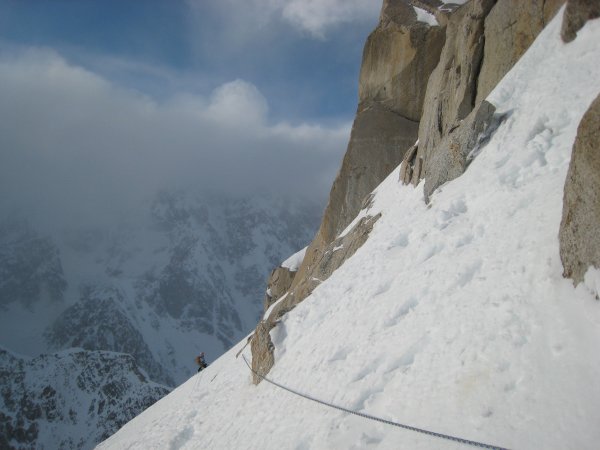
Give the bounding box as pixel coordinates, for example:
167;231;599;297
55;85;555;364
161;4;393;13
561;0;600;42
476;0;565;104
416;0;496;180
560;94;600;285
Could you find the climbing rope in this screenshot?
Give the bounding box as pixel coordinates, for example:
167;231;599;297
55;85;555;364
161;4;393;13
242;356;509;450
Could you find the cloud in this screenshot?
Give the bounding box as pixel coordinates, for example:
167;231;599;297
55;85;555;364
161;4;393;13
281;0;380;38
204;79;268;127
0;48;350;230
186;0;380;40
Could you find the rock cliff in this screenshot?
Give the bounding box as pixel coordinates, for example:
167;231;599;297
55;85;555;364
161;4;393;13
251;0;450;380
251;0;600;381
415;0;564;201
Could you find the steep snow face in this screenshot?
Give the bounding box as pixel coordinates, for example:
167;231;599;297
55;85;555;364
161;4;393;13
0;347;169;450
99;12;600;450
0;192;320;386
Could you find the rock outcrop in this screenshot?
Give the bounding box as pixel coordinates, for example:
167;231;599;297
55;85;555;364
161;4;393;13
476;0;564;104
263;266;296;311
560;94;600;285
412;0;565;199
421;100;503;201
415;0;496;184
251;213;381;382
359;0;446;121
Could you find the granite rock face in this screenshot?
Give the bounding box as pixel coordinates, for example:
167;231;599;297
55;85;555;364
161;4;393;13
476;0;564;104
560;94;600;285
359;0;446;121
416;0;496;178
309;103;418;250
422;100;503;202
561;0;600;42
288;0;448;312
414;0;564;198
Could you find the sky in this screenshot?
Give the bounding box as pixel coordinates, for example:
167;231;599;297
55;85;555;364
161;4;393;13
0;0;381;229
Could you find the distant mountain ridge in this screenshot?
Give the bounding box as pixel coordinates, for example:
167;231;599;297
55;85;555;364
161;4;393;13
0;346;169;450
0;191;321;448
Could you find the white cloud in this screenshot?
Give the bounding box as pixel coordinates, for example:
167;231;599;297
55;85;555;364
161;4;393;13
204;79;269;127
0;48;350;229
186;0;379;39
281;0;380;38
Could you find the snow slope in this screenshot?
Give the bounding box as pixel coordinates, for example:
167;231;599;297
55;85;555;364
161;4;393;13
99;11;600;450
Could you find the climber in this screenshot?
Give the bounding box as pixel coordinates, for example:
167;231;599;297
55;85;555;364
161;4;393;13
195;352;208;372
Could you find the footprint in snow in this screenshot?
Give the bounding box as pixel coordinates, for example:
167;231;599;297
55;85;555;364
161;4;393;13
454;258;483;288
373;280;392;297
383;297;418;327
169;425;194;450
435;198;468;230
417;242;445;263
328;347;348;362
387;336;429;373
387;232;409;249
358;432;383;446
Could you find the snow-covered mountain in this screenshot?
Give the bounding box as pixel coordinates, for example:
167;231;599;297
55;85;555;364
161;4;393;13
0;192;319;384
99;3;600;450
0;346;169;450
0;191;320;448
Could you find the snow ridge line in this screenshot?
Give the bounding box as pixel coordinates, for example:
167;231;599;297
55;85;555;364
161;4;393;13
242;356;509;450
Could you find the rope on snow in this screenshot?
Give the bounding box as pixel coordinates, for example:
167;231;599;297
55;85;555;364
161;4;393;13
242;356;509;450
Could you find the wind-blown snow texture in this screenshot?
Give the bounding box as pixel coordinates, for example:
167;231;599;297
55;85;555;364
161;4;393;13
99;12;600;450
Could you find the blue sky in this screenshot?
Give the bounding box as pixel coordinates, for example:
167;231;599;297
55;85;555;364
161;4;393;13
0;0;381;228
0;0;379;121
